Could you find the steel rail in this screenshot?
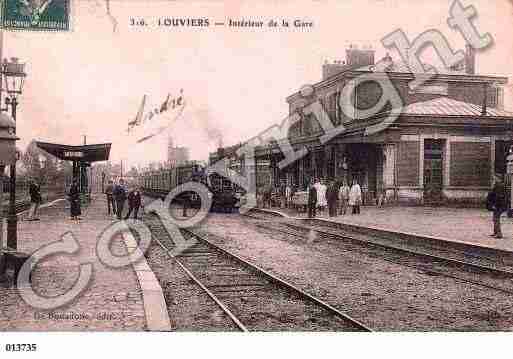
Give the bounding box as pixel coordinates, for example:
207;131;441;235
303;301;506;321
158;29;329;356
286;221;513;275
245;209;513;275
151;233;249;332
183;228;373;332
253;219;513;296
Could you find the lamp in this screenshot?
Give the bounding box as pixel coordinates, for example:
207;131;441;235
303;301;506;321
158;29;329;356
2;58;26;95
1;57;26;251
39;155;47;168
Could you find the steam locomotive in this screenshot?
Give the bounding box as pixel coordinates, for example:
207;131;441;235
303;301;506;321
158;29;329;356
139;162;242;213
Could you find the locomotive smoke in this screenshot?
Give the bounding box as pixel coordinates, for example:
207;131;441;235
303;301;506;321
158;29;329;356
193;106;225;150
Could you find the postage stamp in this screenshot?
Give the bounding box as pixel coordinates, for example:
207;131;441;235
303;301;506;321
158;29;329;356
0;0;70;31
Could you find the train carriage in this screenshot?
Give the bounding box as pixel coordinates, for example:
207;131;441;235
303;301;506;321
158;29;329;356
140;162;240;213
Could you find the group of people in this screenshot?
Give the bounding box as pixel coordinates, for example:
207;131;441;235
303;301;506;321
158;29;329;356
104;179;143;220
261;177;364;219
63;178;143;221
307;178;362;218
261;183;292;209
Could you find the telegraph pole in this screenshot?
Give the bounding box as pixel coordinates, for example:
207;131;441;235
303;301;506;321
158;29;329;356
0;31;4;252
0;30;3;107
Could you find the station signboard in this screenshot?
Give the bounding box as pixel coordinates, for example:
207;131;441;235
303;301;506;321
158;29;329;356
63;151;85;160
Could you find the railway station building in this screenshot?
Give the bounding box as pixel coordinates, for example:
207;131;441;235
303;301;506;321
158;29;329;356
211;45;513;206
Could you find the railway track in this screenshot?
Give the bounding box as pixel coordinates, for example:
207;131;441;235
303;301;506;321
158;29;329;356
144;213;372;332
245;214;513;296
1;200;31;216
2;195;66;217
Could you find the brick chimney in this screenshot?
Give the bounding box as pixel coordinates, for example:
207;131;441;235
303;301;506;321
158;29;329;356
346;45;375;68
217;147;225;159
322;60;349;80
322;45;376;80
465;43;475;75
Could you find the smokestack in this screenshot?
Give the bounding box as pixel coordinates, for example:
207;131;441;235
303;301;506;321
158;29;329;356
465;44;475;75
322;60;348;80
345;46;375;68
217;146;225;159
481;83;488;116
321;46;376;80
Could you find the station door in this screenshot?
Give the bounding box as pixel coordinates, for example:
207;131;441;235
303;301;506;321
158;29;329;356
423;139;444;203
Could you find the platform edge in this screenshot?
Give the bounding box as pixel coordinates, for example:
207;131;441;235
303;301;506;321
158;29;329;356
121;230;172;332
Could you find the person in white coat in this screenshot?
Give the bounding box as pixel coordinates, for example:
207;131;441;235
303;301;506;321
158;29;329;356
349;178;362;215
285;183;292;208
338;180;350;215
316;179;327;213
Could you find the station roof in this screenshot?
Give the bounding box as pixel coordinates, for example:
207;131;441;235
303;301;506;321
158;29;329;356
227;97;513;159
36;141;111;163
286;57;508;104
357;62;466;76
389;97;513;118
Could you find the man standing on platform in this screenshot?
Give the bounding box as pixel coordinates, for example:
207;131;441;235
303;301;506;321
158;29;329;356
68;179;82;221
105;179;116;216
338;180;350;215
279;181;286;209
125;187;142;220
316;179;327;214
27;179;42;221
308;180;317;218
327;180;338;217
285;182;292;209
349;178;362;215
490;174;506;239
113;178;127;220
263;183;272;208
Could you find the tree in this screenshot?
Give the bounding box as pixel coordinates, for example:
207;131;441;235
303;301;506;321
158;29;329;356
21;140;43;180
42;156;59;187
20;140;67;189
126;166;139;178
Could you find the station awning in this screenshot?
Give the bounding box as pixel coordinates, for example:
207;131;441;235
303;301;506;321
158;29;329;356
36;141;111;163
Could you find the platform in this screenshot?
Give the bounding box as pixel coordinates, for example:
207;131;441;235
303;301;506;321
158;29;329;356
257;205;513;253
0;196;148;331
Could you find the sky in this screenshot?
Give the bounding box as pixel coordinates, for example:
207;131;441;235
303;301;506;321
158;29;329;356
4;0;513;168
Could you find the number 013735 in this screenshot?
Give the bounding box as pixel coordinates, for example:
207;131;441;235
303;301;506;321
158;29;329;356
4;344;38;352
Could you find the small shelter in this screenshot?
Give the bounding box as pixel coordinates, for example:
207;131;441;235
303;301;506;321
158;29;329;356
36;141;111;194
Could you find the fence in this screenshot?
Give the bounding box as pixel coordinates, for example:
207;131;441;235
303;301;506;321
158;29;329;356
1;176;66;204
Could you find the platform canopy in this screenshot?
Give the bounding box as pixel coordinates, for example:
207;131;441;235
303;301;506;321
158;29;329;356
36;141;111;163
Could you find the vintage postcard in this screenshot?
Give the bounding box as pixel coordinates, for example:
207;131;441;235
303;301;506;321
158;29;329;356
0;0;512;356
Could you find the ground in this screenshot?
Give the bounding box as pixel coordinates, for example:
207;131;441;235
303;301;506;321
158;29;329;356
183;213;513;331
0;197;146;331
2;194;512;331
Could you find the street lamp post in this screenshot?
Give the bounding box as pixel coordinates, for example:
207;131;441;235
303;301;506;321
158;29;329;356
1;58;26;251
507;146;513;218
0;115;18;253
39;155;47;200
6;98;17;250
